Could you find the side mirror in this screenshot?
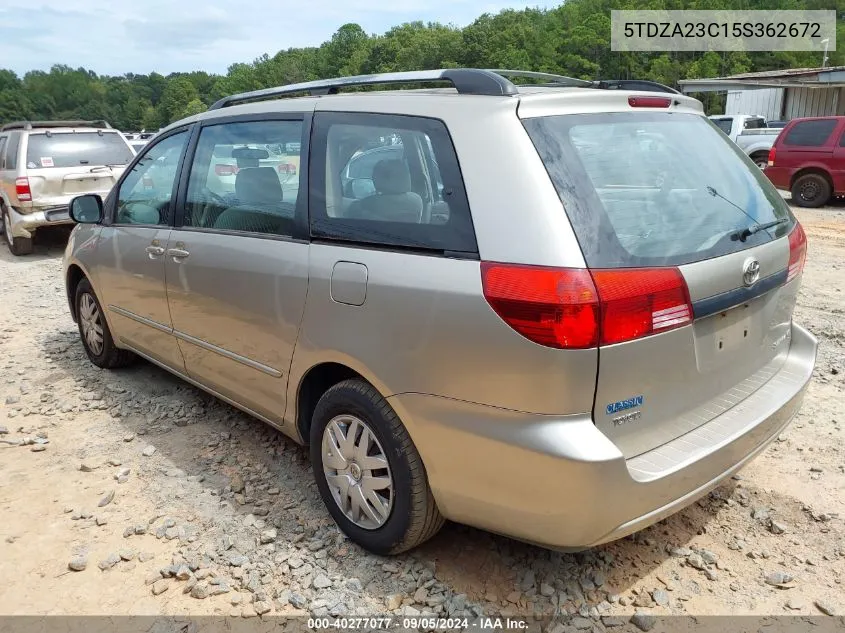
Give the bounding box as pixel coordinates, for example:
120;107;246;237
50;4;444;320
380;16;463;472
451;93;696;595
69;194;103;224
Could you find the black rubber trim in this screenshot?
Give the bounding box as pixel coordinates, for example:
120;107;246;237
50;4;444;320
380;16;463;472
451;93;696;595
692;268;789;319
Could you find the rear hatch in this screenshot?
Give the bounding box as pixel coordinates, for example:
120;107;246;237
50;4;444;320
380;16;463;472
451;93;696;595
23;130;133;208
522;99;807;458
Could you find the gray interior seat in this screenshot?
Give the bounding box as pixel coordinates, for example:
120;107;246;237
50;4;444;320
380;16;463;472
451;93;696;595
349;159;423;223
214;167;293;234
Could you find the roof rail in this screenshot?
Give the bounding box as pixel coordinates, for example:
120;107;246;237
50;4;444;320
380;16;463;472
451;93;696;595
592;79;680;94
209;69;520;110
487;69;594;88
0;120;113;132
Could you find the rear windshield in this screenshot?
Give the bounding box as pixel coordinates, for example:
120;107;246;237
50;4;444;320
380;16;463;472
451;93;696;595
26;132;134;169
523;112;793;268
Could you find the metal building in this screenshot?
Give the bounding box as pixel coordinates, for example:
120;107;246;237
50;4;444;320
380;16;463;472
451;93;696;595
678;66;845;120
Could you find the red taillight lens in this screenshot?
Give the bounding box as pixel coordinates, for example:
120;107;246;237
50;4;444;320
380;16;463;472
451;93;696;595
591;268;692;345
787;222;807;282
481;263;693;349
277;163;297;174
767;146;776;167
15;177;31;201
481;263;599;349
628;96;671;108
215;164;237;176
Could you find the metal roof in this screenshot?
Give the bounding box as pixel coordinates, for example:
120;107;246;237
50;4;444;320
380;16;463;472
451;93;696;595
679;66;845;93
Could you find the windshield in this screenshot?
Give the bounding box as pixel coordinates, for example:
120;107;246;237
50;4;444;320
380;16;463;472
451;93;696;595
26;132;134;169
523;112;793;268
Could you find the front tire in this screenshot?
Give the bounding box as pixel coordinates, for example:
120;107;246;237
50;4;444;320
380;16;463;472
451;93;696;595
791;173;831;208
75;278;135;369
3;206;34;256
310;379;444;555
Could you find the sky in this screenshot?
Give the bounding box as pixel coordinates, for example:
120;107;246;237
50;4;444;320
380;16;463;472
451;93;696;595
2;0;558;78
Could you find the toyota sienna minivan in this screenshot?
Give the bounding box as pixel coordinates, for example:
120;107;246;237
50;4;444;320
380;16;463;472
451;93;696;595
62;69;817;555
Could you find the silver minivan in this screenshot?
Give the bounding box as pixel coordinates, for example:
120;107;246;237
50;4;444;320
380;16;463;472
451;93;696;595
63;69;817;555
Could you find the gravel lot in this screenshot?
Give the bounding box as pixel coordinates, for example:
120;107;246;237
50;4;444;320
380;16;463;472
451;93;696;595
0;203;842;624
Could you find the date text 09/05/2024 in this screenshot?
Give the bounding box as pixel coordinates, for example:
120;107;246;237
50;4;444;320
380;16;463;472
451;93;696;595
306;617;530;630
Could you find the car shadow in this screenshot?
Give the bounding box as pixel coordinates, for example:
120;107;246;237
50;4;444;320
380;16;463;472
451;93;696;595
37;326;735;616
0;225;72;262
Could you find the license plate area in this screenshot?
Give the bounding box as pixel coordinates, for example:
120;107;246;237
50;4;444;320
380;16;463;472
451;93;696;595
713;304;752;353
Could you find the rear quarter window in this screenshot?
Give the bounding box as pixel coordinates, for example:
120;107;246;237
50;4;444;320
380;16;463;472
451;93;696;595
783;120;837;147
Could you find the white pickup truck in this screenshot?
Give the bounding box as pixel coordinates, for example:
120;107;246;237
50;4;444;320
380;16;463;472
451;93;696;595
709;114;782;169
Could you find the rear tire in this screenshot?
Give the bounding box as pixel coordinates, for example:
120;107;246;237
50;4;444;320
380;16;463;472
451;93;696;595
310;379;444;555
791;173;831;208
751;153;768;170
75;278;136;369
3;206;34;256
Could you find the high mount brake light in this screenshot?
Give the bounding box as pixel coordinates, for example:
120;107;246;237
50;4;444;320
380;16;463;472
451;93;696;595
628;96;671;108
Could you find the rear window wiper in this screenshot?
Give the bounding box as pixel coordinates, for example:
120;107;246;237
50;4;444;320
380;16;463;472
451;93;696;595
730;217;789;242
88;164;125;173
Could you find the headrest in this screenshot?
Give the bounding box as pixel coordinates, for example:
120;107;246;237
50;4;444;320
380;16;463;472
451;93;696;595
234;167;283;207
372;159;411;195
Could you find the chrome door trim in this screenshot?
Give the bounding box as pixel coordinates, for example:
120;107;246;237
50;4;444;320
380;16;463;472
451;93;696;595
108;305;173;334
173;329;283;378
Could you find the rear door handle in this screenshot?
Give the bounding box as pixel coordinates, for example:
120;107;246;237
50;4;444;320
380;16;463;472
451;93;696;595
168;248;190;259
145;245;165;256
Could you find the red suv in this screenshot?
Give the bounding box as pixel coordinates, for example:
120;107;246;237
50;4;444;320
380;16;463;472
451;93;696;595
764;116;845;208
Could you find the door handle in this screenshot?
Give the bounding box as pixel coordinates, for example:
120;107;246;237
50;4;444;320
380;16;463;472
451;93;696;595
145;245;165;256
168;248;190;259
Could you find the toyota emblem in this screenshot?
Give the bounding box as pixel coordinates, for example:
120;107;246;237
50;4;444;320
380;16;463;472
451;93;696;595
743;258;761;287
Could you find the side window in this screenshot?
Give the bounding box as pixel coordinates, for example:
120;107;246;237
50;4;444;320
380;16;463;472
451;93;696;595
784;120;837;147
183;119;302;237
5;132;20;170
712;119;732;135
839;131;845;147
312;112;477;254
744;118;765;130
115;130;188;226
0;137;7;169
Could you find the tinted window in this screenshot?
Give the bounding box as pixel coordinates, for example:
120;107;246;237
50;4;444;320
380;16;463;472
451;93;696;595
744;118;766;130
712;118;732;134
839;131;845;147
183;120;302;237
5;132;20;170
523;112;792;268
115;131;188;226
0;137;7;169
311;112;477;255
784;120;837;147
25;132;134;169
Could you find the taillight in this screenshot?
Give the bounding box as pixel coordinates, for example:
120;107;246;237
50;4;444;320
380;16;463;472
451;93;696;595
787;222;807;282
15;177;31;202
278;163;297;175
481;263;693;349
480;263;599;349
215;164;238;176
767;146;776;167
628;96;671;108
591;268;692;345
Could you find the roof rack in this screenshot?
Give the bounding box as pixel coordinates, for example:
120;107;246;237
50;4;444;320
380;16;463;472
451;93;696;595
592;79;680;94
0;120;113;132
209;69;521;110
208;69;680;110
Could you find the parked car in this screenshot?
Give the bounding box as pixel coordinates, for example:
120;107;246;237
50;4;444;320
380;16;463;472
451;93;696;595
0;120;135;255
709;114;780;168
63;68;816;555
764;116;845;208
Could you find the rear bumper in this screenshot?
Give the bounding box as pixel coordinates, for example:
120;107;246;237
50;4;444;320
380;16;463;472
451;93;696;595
764;166;791;190
389;322;817;550
8;205;72;238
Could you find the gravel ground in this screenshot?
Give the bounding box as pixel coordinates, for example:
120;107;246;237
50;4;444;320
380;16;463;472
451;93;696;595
0;203;842;624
